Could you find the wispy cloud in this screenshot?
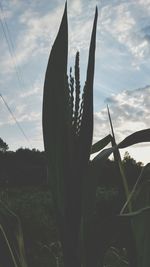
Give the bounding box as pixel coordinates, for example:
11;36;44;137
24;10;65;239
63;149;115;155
0;0;99;75
19;80;41;98
0;3;65;74
99;0;150;68
94;85;150;143
69;0;82;15
1;0;150;73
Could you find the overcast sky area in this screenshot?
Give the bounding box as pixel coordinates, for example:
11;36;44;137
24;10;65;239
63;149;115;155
0;0;150;164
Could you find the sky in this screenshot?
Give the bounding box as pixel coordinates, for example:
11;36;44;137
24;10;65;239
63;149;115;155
0;0;150;164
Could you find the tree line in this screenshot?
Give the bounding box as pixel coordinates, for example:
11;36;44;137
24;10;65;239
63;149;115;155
0;138;47;185
0;138;143;187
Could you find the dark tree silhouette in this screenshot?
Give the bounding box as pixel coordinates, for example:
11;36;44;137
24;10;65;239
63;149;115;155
0;138;9;152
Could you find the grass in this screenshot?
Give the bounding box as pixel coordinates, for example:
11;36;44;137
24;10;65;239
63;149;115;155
0;186;61;267
0;185;129;267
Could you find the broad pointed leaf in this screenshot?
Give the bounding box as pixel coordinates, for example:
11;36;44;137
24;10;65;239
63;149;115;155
42;3;68;216
118;128;150;149
42;4;70;265
91;134;113;154
92;147;115;162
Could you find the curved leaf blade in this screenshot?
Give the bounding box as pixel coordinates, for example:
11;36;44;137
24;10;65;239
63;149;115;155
43;2;68;163
0;202;28;267
121;163;150;214
118;128;150;149
79;7;98;164
42;3;68;217
92;146;115;162
91;134;113;154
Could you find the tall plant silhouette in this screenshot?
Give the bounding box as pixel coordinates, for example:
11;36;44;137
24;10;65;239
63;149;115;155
42;3;98;267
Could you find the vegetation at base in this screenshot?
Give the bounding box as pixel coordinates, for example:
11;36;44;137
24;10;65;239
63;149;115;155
0;137;146;267
0;186;60;267
0;143;146;267
0;184;135;267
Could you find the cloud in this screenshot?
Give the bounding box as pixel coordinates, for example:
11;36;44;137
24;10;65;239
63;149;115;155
19;81;41;98
0;81;42;127
0;103;41;126
93;85;150;143
1;0;150;75
0;96;42;150
69;0;82;15
0;3;65;74
0;0;99;75
99;0;150;67
138;0;150;12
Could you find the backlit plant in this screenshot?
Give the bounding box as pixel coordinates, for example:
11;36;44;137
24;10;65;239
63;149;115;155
43;3;150;267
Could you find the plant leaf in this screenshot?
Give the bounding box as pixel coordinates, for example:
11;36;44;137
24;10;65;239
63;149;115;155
121;163;150;214
69;8;98;265
42;5;99;267
79;6;98;165
118;128;150;148
120;206;150;267
91;128;150;163
107;106;131;211
42;4;70;264
0;202;28;267
42;3;68;217
92;147;115;162
120;162;150;267
81;7;99;267
91;134;113;154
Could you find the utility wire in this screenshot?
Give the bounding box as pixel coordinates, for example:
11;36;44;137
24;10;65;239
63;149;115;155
0;1;25;90
0;93;31;146
0;1;33;148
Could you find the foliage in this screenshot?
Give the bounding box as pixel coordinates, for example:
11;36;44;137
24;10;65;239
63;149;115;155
0;137;9;152
0;186;130;267
2;185;143;267
0;201;27;267
0;149;46;186
0;187;60;267
42;3;150;267
92;111;150;267
43;4;98;267
0;148;142;188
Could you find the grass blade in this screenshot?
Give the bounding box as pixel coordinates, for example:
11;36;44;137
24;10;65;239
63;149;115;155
121;163;150;214
0;202;28;267
107;105;131;212
119;174;150;267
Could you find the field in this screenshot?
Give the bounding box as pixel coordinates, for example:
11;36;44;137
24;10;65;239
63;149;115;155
0;185;130;267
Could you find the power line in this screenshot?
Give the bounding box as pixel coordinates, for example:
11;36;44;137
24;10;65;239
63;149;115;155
0;1;34;148
0;93;31;146
0;1;26;90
